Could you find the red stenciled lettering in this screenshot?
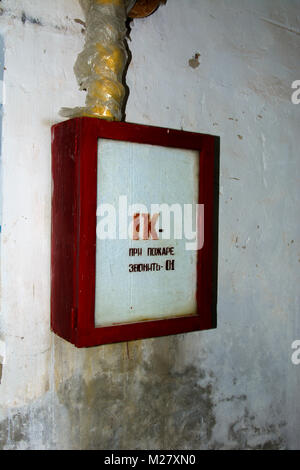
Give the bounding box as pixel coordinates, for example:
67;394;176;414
132;213;159;240
132;213;140;240
142;213;159;240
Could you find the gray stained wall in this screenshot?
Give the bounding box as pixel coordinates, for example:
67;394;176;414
0;0;299;449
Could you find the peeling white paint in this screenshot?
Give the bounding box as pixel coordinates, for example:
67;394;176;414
0;0;299;450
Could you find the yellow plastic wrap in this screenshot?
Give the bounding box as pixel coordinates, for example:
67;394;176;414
60;0;133;121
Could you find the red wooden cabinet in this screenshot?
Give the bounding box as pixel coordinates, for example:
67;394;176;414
51;117;219;347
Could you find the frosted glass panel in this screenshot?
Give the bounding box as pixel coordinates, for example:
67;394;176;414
95;139;199;326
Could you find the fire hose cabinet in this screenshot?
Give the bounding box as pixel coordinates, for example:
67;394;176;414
51;117;219;347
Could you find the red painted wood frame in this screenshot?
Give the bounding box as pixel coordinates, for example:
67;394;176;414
51;117;219;348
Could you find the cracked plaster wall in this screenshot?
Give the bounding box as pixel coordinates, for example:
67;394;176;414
0;0;299;450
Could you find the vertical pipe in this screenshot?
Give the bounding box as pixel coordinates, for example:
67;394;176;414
61;0;128;121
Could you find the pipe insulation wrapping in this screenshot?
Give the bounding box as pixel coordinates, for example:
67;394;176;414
61;0;130;121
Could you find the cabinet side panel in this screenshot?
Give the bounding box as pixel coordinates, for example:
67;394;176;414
51;121;78;343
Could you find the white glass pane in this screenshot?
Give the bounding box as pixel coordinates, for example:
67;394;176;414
95;139;199;326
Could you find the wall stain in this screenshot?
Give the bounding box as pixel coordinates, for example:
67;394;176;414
0;335;288;449
227;407;286;450
21;12;42;26
188;53;200;69
54;335;217;450
0;413;29;449
219;394;247;403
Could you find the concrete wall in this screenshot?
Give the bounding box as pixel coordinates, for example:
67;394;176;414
0;0;299;449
